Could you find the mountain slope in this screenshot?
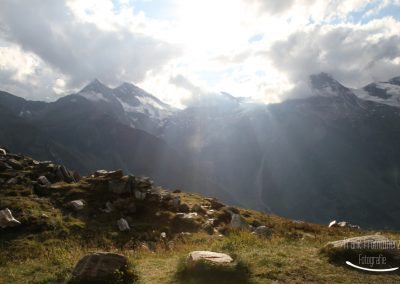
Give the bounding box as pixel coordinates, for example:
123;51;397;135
1;152;400;283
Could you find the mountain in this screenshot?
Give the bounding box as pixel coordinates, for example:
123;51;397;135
0;83;233;204
1;74;400;230
160;73;400;229
351;75;400;107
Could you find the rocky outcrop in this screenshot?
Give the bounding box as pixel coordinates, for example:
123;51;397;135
187;251;233;265
69;252;131;283
0;208;21;228
328;220;360;229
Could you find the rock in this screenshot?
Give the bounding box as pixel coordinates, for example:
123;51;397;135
37;176;50;186
108;180;129;195
0;161;12;171
179;203;190;213
134;190;146;201
187;251;233;265
176;212;198;219
0;148;6;155
73;171;82;182
7;158;23;170
173;189;181;193
7;177;17;185
70;252;129;283
323;235;400;261
117;218;130;231
0;208;21;228
191;204;203;213
205;198;225;210
56;165;75;183
230;213;249;230
252;226;272;237
94;169;123;179
329;220;360;229
101;201;114;213
68;200;85;211
161;232;167;239
169;196;181;210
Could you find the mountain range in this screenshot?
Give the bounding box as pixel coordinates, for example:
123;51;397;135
1;73;400;229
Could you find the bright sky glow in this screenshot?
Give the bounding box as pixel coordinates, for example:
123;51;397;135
0;0;400;106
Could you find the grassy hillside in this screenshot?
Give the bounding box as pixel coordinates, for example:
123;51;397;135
1;153;400;283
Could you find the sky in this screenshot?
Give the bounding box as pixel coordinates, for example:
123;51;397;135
0;0;400;107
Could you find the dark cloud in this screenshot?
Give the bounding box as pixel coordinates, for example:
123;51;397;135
269;22;400;98
0;0;179;96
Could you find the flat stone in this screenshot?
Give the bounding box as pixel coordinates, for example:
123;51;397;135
187;251;233;265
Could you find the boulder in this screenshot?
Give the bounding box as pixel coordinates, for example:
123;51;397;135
0;208;21;228
117;218;130;231
56;165;75;183
0;148;6;155
169;196;181;210
252;226;272;237
205;198;225;210
179;203;190;213
69;252;129;283
7;158;23;170
68;200;85;211
230;214;249;230
323;234;400;262
187;251;233;265
37;176;51;186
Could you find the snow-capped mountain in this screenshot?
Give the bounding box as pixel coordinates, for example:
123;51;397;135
2;73;400;229
352;76;400;107
76;79;175;134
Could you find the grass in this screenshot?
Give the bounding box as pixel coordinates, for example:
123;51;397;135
2;180;400;283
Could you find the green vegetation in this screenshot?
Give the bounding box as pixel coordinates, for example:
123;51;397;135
1;180;400;283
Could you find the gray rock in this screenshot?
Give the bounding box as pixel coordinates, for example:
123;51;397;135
187;251;233;265
117;218;130;231
37;176;50;186
0;148;6;155
69;200;85;211
230;213;249;230
70;252;129;283
0;208;21;228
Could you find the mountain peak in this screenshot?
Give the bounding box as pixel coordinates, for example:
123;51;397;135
79;78;112;95
310;73;341;89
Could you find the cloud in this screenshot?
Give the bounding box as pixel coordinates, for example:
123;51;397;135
0;0;179;99
268;18;400;99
